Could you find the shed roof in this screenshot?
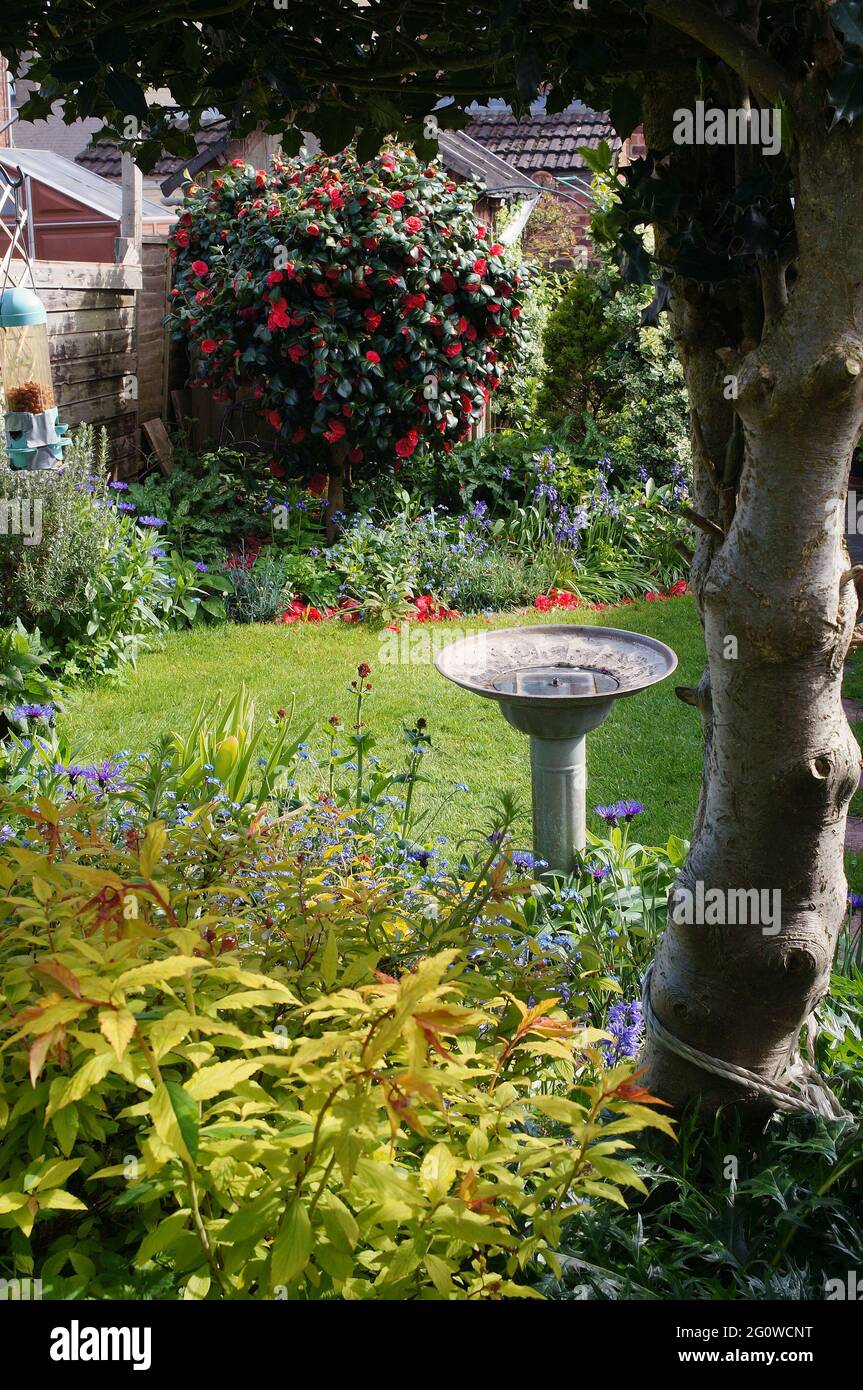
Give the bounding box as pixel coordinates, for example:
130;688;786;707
0;147;171;223
436;128;542;200
463;99;620;175
75;122;230;181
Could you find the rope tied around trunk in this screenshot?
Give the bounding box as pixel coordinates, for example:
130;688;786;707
641;965;852;1122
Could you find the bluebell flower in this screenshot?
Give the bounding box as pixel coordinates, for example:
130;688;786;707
601;1000;644;1065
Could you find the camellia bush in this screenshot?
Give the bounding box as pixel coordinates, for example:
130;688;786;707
169;147;529;481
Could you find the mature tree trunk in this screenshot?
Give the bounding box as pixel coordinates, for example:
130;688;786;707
641;89;863;1113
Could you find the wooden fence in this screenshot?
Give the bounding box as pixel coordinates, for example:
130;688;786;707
4;255;143;473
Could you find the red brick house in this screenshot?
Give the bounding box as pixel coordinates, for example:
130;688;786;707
463;98;646;265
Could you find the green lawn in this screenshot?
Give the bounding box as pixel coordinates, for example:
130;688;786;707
60;597;706;849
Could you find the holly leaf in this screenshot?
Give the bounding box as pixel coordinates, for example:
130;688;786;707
609;84;642;141
104;71;150;123
828;61;863;126
831;0;863;52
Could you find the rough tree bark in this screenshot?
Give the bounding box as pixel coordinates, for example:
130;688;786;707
641;83;863;1112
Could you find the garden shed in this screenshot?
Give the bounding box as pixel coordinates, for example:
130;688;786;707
0;149;175;473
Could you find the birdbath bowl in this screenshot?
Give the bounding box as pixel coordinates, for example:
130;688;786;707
435;624;677;875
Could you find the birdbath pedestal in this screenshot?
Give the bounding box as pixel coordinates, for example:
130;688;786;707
435;624;678;875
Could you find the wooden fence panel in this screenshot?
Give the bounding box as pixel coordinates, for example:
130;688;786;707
4;259;141;473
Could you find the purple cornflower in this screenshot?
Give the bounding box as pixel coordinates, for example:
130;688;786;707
116;501;136;512
594;804;621;825
849;892;863;910
109;480;129;491
586;862;609;882
602;1000;644;1065
63;758;127;792
511;850;537;871
138;515;166;528
149;546;166;559
193;561;208;573
11;703;53;720
616;800;645;821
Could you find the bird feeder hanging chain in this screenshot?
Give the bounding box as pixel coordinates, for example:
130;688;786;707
641;964;852;1123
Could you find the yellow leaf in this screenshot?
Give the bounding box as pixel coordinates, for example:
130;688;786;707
113;956;207;993
98;1008;137;1061
419;1143;458;1200
46;1052;114;1119
271;1201;312;1289
149;1083;193;1164
140;822;168;879
184;1059;262;1101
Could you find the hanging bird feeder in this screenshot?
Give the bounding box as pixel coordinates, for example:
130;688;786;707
0;164;68;469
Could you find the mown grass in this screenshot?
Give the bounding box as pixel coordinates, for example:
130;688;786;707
60;597;706;849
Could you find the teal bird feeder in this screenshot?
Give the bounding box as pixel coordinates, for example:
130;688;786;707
0;286;69;469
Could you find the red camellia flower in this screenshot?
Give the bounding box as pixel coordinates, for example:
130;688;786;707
175;229;190;248
267;269;284;287
473;258;488;275
324;418;347;442
201;338;218;355
348;447;364;465
265;410;282;429
191;260;208;276
307;223;321;236
395;430;419;458
440;271;457;293
288;343;308;363
388;192;406;209
404;215;423;233
268;299;291;331
403;292;426;311
365;350;381;364
291;427;306;444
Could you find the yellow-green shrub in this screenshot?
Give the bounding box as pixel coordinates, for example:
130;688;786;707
0;791;672;1300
